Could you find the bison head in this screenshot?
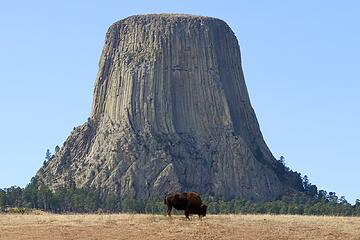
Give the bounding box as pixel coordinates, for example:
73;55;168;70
199;204;207;217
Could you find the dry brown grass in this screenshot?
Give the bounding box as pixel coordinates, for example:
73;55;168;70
0;213;359;240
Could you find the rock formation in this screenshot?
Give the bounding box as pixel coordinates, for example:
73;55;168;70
36;14;301;201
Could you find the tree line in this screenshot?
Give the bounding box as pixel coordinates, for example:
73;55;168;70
1;176;359;216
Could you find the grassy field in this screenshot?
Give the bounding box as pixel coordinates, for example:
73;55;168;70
0;213;359;240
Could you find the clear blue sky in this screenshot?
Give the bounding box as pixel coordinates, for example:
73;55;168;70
0;1;359;203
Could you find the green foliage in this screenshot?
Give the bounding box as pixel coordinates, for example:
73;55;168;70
121;198;145;213
4;186;23;207
55;145;60;153
355;199;360;215
45;149;52;160
0;189;6;210
0;182;359;216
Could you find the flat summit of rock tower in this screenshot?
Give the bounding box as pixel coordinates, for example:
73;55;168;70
36;14;301;201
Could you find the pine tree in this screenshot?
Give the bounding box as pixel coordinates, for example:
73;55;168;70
37;185;53;211
0;189;6;210
45;149;52;161
55;145;60;153
303;175;310;191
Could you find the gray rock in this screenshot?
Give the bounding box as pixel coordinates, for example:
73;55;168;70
36;14;300;201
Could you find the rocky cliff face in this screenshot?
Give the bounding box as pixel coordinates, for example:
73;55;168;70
36;14;300;201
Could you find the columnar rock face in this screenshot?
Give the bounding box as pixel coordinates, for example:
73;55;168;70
36;14;300;201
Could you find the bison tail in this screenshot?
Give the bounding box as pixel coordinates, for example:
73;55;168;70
164;195;167;205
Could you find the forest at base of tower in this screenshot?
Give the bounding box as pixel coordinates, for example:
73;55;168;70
1;176;359;216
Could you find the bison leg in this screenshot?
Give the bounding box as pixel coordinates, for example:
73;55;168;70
166;205;172;216
185;208;190;220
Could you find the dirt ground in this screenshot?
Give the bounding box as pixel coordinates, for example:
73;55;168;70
0;213;359;240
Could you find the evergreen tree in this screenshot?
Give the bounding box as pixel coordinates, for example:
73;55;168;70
5;186;23;207
327;192;338;203
0;189;6;210
303;175;310;190
84;191;99;212
233;198;246;214
354;199;360;216
37;185;53;211
55;145;60;153
208;201;220;214
318;190;327;201
279;156;285;165
22;186;38;208
339;196;348;204
306;184;318;198
103;192;121;212
268;201;282;214
45;149;52;161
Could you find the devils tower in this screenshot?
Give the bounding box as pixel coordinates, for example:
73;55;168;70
36;14;301;201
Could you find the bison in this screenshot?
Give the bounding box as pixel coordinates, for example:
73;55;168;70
164;192;207;219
